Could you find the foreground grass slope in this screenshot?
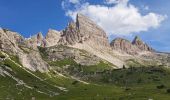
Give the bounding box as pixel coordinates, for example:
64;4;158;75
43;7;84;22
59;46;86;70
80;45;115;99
1;50;170;100
0;51;62;99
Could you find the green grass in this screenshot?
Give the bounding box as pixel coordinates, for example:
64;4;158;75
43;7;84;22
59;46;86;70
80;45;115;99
0;51;5;58
10;55;22;65
0;56;63;99
46;58;170;100
126;59;144;67
48;59;114;76
48;58;77;67
18;45;30;54
38;46;49;60
1;51;170;99
81;61;113;73
1;59;170;99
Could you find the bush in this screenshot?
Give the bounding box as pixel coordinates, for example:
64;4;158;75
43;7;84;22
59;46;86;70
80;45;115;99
125;88;131;91
0;52;5;58
123;65;126;69
34;85;39;89
0;55;5;59
137;78;142;83
72;81;79;85
166;89;170;93
157;85;165;89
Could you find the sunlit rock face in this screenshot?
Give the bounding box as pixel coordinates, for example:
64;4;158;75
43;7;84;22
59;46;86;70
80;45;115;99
110;38;140;55
59;13;110;48
110;36;155;55
132;36;154;52
45;29;61;47
0;29;23;54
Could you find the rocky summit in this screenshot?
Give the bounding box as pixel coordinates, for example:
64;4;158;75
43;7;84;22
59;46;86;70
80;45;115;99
59;14;110;48
132;36;154;52
0;13;170;100
0;14;169;71
110;38;140;55
110;36;154;55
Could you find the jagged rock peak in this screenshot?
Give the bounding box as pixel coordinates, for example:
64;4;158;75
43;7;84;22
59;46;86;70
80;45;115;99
110;38;139;54
76;13;110;46
76;13;108;38
46;29;61;39
0;28;24;54
132;36;154;52
59;13;110;47
111;38;131;44
45;29;61;47
37;32;43;40
47;29;60;35
132;36;143;44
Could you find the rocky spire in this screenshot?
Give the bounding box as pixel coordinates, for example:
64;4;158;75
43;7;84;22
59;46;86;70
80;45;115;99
132;36;154;52
132;36;143;44
0;28;23;54
37;32;43;40
110;36;155;54
110;38;140;54
59;13;110;47
45;29;61;47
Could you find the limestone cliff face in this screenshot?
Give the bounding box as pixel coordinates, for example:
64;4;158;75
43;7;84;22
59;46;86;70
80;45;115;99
24;32;46;49
45;29;61;47
75;14;110;47
132;36;154;52
0;29;49;72
110;38;139;55
59;14;110;48
19;50;49;72
110;36;154;54
1;14;165;72
58;14;124;67
59;22;80;45
0;29;23;54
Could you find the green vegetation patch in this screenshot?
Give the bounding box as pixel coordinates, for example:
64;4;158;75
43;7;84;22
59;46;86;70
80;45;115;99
82;61;113;73
126;59;145;67
48;58;77;67
0;51;6;58
18;45;30;54
38;46;49;60
0;58;62;99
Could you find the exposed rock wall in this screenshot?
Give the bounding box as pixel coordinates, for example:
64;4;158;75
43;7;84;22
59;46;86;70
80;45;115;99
45;29;61;47
132;36;154;52
110;36;154;55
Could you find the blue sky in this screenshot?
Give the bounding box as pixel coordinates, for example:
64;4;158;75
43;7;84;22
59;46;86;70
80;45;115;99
0;0;170;52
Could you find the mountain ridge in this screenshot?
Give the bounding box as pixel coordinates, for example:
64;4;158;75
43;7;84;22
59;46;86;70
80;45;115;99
1;13;170;99
0;13;169;72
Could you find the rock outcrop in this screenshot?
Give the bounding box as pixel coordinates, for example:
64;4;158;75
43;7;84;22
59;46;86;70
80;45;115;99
44;45;102;66
1;14;166;72
58;14;124;67
0;28;23;54
110;38;139;55
0;29;49;72
24;32;46;49
132;36;154;52
59;13;110;48
20;50;49;72
45;29;61;47
111;36;154;54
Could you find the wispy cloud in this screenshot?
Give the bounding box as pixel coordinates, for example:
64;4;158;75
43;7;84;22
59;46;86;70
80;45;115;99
62;0;167;36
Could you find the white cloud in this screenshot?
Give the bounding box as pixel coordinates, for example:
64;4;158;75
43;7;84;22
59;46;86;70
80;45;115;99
69;0;80;4
105;0;129;5
62;0;167;35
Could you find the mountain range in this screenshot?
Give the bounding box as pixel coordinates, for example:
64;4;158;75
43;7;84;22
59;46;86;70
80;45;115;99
0;14;170;99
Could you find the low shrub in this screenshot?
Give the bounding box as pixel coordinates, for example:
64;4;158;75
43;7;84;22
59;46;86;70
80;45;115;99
156;85;165;89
